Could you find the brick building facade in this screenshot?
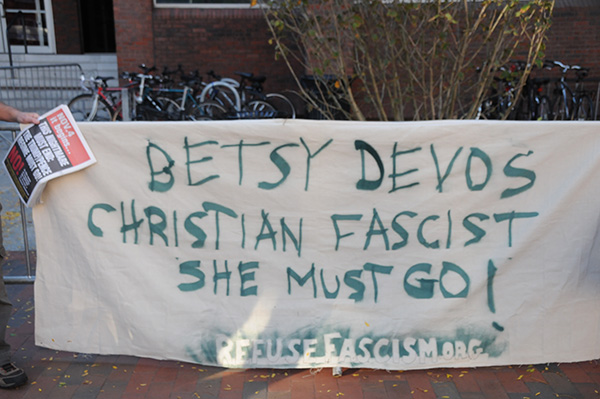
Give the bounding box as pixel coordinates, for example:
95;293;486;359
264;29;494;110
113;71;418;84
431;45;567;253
21;0;600;97
545;0;600;70
110;0;600;93
112;2;292;91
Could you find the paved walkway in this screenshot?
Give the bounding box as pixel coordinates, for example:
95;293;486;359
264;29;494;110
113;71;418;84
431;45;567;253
2;252;600;399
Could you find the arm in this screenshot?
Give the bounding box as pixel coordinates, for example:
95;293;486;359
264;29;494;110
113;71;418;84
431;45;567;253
0;102;39;124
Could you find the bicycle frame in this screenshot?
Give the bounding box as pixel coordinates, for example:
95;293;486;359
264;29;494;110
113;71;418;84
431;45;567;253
549;60;591;120
133;75;183;120
157;85;198;112
553;77;574;120
77;75;125;121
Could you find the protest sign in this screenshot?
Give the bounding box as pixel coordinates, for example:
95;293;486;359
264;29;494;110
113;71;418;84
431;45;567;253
3;105;96;207
33;120;600;369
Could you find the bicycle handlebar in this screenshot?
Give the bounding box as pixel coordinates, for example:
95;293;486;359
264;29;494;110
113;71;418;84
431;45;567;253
548;60;590;80
162;64;184;77
139;64;157;74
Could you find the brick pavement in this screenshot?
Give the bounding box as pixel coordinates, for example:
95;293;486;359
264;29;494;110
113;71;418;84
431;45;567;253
3;251;600;399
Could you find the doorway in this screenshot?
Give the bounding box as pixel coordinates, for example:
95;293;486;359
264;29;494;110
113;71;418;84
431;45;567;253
79;0;115;53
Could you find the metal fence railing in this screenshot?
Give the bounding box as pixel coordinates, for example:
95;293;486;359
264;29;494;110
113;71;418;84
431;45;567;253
0;63;83;114
596;82;600;120
0;65;80;284
0;123;35;284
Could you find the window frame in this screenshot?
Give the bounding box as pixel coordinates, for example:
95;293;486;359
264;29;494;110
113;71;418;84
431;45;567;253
153;0;253;8
0;0;56;54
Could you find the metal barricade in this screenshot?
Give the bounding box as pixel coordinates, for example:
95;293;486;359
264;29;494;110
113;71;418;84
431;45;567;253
0;63;83;114
596;81;600;121
1;123;35;284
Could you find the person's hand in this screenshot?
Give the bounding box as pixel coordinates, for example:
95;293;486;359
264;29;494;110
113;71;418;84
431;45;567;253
16;111;39;125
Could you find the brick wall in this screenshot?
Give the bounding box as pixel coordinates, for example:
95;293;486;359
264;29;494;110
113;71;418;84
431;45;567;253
153;7;291;91
107;1;599;93
112;0;155;75
545;4;600;72
52;0;83;54
111;2;294;91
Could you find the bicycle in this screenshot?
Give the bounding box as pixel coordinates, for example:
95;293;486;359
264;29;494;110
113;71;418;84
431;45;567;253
129;68;181;121
197;70;296;119
114;66;209;121
163;72;211;120
68;75;123;121
75;64;299;122
512;60;553;121
549;60;594;121
111;65;192;121
474;64;519;120
235;71;296;119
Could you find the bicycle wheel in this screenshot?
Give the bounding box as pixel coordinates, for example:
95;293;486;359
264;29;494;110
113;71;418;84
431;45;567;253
174;94;208;121
477;97;496;119
156;96;184;121
536;95;551;120
498;90;516;120
193;100;228;120
135;95;173;121
265;93;296;119
242;100;277;119
575;95;594;120
68;94;113;122
111;104;130;121
552;94;568;120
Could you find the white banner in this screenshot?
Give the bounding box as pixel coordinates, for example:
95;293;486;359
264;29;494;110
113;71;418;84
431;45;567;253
33;120;600;370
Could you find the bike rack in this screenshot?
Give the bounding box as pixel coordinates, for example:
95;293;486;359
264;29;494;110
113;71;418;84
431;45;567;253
1;123;35;284
121;87;131;121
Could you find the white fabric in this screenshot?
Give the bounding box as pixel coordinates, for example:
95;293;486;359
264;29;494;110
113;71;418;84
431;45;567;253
33;119;600;369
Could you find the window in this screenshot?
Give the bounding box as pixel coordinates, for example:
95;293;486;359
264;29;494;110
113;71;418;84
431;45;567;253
154;0;250;7
1;0;55;53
